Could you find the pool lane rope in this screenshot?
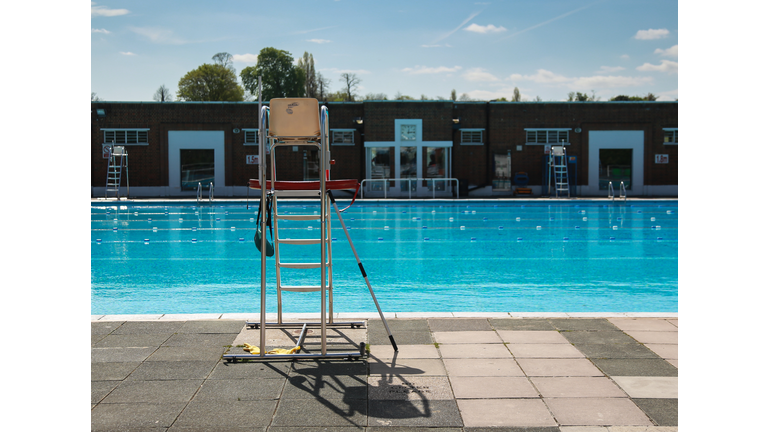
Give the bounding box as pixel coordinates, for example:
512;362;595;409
328;190;398;352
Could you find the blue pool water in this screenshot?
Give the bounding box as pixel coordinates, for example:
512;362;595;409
91;200;678;314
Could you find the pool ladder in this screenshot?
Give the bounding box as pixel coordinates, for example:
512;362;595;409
196;182;214;205
607;181;627;201
548;144;570;198
105;143;129;199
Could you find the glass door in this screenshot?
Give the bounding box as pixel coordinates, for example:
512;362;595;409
180;149;214;191
599;149;632;190
367;147;392;192
425;147;448;191
400;146;417;192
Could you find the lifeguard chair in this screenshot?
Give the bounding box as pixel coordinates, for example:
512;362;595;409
224;98;396;362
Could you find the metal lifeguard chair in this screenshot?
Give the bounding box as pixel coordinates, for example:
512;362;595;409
224;98;396;362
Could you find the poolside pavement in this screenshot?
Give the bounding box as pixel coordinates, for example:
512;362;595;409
91;314;677;431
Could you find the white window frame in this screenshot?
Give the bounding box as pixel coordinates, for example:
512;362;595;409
102;128;149;145
524;128;570;145
460;129;484;145
663;128;678;145
331;129;355;146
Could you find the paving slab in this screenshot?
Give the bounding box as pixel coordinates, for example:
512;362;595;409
497;330;570;344
591;359;678;377
368;428;459;432
92;321;123;335
283;373;367;400
163;332;239;348
91;362;141;381
369;330;433;345
450;376;539;398
611;377;678;399
516;359;605;377
368;344;439;360
632;399;678;426
548;319;620;331
465;428;560;432
369;319;431;332
560;331;638;345
438;343;513;358
368;376;454;400
607;319;678;332
272;398;367;427
192;378;285;401
368;400;463;427
111;320;185;334
490;318;557;330
433;331;503;344
173;400;278;428
102;379;203;404
442;358;525;377
91;380;119;404
607;427;679;432
146;345;228;362
429;318;492;331
91;402;187;430
530;377;626;398
92;346;158;363
369;358;447;376
169;427;264;432
208;360;293;380
457;399;557;427
573;343;661;359
268;428;361;432
645;344;677;360
126;360;217;381
507;343;585;358
624;331;678;345
544;398;653;426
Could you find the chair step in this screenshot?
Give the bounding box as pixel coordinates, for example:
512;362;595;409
279;285;324;292
278;262;326;269
277;214;321;221
277;238;323;245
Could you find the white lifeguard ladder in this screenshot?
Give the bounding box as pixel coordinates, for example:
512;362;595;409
224;98;397;362
548;144;569;198
105;143;129;199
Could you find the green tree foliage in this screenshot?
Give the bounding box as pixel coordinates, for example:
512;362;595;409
364;92;388;100
177;63;244;101
240;48;305;101
610;93;658;101
567;91;599;101
297;52;317;98
512;87;521;102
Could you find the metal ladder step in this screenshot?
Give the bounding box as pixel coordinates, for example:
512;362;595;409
278;262;327;269
277;214;321;221
277;238;324;245
279;285;325;292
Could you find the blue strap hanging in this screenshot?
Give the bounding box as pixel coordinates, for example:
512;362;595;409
254;193;274;257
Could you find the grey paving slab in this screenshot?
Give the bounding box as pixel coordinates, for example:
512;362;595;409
368;428;459;432
450;376;539;398
544;398;653;426
574;343;661;359
591;359;678;377
291;360;368;377
92;321;123;335
369;319;430;332
127;360;217;381
607;319;678;332
169;427;264;432
560;331;638;345
163;332;239;347
92;361;141;381
208;360;293;380
429;318;492;331
548;319;620;331
102;379;203;404
178;320;246;334
173;400;278;428
272;398;367;427
368;400;463;427
507;343;585;358
94;333;173;348
283;373;367;400
433;331;502;344
464;428;560;432
490;318;557;331
369;358;447;376
92;380;119;404
269;428;362;432
645;344;677;360
92;346;158;363
146;345;228;362
438;343;513;359
623;331;678;345
91;333;107;346
530;377;626;398
442;358;525;377
368;344;439;360
632;399;678;426
497;330;570;344
91;402;187;430
368;376;454;400
516;359;605;377
611;377;677;399
457;399;557;427
368;330;433;345
193;378;285;401
111;320;185;334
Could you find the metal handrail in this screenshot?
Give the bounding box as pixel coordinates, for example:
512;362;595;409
619;181;627;201
360;178;459;199
208;182;214;202
608;181;614;201
197;182;202;205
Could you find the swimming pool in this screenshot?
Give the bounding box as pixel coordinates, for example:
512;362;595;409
91;200;677;314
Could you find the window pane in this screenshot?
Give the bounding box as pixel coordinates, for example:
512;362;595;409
599;149;632;190
537;131;546;143
526;131;535;142
138;130;148;143
180;149;214;191
105;130;115;143
115;131;126;144
126;130;137;144
245;130;256;143
493;154;511;190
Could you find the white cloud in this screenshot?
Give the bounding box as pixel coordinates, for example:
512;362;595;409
621;54;630;59
92;28;110;34
654;45;678;58
120;51;136;56
597;66;625;74
637;60;678;74
463;68;500;82
634;28;669;40
91;3;129;17
307;39;331;44
233;53;259;63
129;27;186;44
402;65;462;74
464;23;507;34
508;68;653;89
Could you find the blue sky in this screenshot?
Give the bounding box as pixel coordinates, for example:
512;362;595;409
91;0;678;102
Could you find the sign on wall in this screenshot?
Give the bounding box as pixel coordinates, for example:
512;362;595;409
246;155;259;165
102;144;111;159
655;154;669;164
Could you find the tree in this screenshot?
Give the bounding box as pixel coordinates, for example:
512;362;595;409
458;93;472;101
177;63;244;101
153;84;173;102
316;72;331;100
512;87;521;102
610;92;659;101
394;92;414;100
91;92;102;101
240;47;305;101
450;89;457;101
297;52;317;98
364;92;388;100
212;52;235;73
567;90;599;101
339;73;360;101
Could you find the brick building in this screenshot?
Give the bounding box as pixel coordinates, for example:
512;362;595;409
91;100;677;198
